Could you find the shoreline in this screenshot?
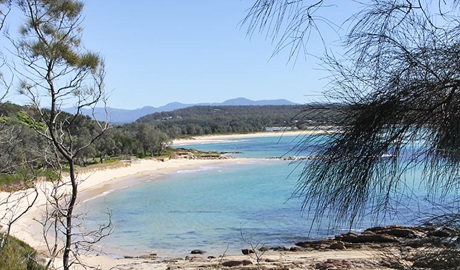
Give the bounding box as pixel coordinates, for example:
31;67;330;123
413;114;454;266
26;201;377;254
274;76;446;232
172;129;326;146
77;157;252;203
1;131;394;269
2;157;259;269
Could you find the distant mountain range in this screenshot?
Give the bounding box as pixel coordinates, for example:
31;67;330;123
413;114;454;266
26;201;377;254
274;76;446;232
63;98;299;124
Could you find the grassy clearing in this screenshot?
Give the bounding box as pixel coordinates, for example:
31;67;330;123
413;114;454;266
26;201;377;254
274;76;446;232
0;148;212;191
0;236;45;270
0;167;58;192
74;159;131;174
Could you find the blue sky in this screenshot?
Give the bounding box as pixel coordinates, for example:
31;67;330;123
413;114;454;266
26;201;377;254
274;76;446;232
79;1;341;109
5;1;352;109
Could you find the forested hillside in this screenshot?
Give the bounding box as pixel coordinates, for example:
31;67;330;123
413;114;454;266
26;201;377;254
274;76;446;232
137;104;343;136
0;103;171;185
64;97;298;124
0;102;343;187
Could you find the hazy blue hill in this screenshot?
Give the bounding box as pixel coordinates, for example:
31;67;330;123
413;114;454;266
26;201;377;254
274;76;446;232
63;98;299;124
62;102;191;124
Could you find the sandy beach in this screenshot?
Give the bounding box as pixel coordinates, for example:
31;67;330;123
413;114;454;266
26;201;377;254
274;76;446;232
0;132;395;269
172;130;324;146
1;157;244;268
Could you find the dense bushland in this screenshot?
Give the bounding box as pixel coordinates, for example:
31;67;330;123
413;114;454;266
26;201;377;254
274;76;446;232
137;104;343;137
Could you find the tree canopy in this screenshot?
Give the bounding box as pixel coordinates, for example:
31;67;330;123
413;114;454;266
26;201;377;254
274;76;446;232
137;104;343;137
245;0;460;226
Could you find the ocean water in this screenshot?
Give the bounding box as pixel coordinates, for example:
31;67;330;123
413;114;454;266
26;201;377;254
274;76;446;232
81;134;450;257
175;134;316;158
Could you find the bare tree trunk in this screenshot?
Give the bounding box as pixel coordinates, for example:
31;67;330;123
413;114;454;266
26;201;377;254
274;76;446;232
63;160;77;269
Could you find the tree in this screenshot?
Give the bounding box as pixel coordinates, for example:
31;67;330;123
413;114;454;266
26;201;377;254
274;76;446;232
0;1;42;259
0;0;15;174
135;123;171;157
150;129;171;156
93;127;115;163
112;127;141;157
245;0;460;227
12;0;110;269
0;110;42;267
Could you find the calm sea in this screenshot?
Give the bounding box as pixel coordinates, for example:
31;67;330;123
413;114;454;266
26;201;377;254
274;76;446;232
81;134;447;257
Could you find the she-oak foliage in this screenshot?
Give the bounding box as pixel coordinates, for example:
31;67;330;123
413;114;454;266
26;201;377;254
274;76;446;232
13;0;108;269
246;0;460;227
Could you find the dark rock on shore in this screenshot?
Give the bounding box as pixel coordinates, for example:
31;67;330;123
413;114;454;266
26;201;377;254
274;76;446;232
332;225;439;244
162;224;460;270
241;248;255;255
270;246;295;251
329;241;346;250
258;246;270;252
296;225;443;250
221;260;253;267
335;231;399;243
427;227;455;237
296;239;335;249
190;249;206;254
364;224;426;238
289;246;302;252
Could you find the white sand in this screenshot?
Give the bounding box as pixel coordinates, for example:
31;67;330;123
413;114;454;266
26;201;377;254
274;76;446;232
0;132;388;269
172;130;325;146
0;157;245;269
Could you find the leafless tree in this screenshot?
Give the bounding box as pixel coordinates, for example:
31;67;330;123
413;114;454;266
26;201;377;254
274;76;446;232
0;180;38;250
240;228;267;270
36;172;112;269
0;0;15;170
0;0;38;256
10;0;111;269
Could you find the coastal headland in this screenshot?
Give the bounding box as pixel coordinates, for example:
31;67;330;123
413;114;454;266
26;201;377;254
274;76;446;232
0;131;445;269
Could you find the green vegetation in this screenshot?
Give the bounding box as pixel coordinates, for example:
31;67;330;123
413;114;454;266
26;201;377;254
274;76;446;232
0;101;345;190
0;168;57;192
13;0;113;267
137;104;343;137
0;236;45;270
0;0;458;268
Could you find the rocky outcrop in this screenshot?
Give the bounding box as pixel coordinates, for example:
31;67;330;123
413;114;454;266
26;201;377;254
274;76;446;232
364;225;426;238
329;241;346;250
221;260;253;267
296;225;448;250
296;239;335;249
159;225;459;270
427;227;456;237
335;231;399;243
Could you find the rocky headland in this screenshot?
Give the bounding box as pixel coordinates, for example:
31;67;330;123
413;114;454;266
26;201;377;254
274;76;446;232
105;225;458;270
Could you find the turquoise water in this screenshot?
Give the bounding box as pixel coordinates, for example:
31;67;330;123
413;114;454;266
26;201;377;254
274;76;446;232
175;134;320;158
81;135;448;256
83;160;312;256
